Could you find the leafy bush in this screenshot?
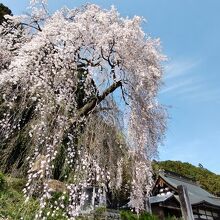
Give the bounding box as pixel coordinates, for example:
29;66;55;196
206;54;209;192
94;206;107;215
139;212;159;220
6;176;26;192
120;210;137;220
120;210;159;220
0;187;39;219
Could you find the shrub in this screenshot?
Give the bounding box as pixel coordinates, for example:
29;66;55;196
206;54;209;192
120;210;137;220
0;171;6;191
120;210;159;220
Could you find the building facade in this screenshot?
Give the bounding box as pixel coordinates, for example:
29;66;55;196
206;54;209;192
150;171;220;220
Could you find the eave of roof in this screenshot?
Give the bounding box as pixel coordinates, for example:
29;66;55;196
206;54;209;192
150;193;174;204
157;171;220;208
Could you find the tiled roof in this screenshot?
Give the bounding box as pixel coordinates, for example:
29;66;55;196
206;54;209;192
158;171;220;207
150;192;174;204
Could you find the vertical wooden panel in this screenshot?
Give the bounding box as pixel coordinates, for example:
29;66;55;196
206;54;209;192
177;185;194;220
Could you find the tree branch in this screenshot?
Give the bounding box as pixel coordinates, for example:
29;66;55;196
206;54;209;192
77;80;122;117
20;22;42;32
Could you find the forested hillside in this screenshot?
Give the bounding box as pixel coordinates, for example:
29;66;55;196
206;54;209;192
152;160;220;196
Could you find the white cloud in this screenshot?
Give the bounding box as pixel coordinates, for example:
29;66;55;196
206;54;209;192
164;59;200;80
186;88;220;102
159;58;220;102
160;79;193;94
160;58;201;96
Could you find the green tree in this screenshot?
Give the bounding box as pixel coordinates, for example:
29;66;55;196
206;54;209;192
0;3;12;24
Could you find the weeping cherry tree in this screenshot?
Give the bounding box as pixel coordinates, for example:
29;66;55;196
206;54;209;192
0;1;166;218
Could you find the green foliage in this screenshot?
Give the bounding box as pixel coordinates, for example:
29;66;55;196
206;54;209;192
120;210;182;220
138;213;159;220
0;3;12;24
0;173;38;219
120;210;136;220
6;176;26;192
0;171;6;191
0;172;107;220
0;172;68;219
120;210;159;220
94;206;107;215
152;160;220;196
0;184;39;219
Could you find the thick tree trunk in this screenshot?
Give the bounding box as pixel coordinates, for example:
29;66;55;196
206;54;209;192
77;80;122;117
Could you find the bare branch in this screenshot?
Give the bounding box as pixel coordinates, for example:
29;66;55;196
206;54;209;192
21;22;42;31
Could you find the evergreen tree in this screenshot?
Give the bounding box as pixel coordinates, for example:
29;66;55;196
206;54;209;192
0;3;12;24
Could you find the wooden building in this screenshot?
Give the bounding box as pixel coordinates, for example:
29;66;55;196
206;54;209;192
150;170;220;220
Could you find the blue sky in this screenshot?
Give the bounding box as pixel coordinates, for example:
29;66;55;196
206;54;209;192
2;0;220;174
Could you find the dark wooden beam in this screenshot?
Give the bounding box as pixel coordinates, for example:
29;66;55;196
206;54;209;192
159;203;181;211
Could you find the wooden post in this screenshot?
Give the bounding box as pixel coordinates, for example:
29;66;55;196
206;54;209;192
177;185;194;220
145;197;152;214
91;186;95;209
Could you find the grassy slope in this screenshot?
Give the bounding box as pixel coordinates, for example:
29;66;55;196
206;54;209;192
0;173;68;220
0;175;38;219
